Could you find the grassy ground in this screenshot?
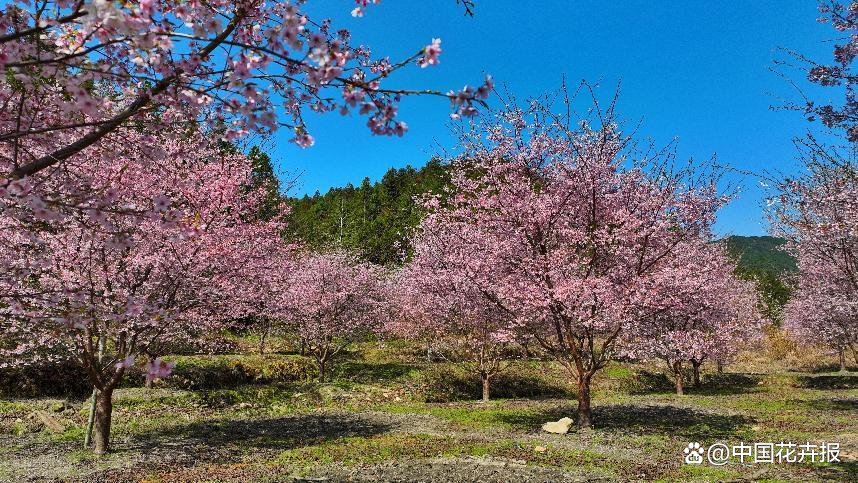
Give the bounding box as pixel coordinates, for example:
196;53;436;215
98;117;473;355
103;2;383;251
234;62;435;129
0;340;856;482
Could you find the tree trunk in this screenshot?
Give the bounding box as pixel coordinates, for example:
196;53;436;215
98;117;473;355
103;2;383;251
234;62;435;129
259;323;269;355
481;374;490;402
83;389;97;448
839;348;847;373
92;387;114;455
673;361;684;396
692;361;702;388
576;373;593;428
300;339;306;356
84;333;105;448
716;360;724;374
318;359;326;383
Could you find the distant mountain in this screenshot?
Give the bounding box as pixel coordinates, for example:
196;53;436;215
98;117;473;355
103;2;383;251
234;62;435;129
722;235;795;324
722;235;796;276
285;159;450;266
283;161;798;321
286;158;800;277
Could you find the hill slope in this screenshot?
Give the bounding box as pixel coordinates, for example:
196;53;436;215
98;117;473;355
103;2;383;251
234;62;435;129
722;235;796;276
284;165;797;322
722;235;795;323
286;159;798;277
286;160;449;265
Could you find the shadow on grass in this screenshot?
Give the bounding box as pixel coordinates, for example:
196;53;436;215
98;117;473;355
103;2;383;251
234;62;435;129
624;370;674;394
129;413;392;457
808;461;858;482
626;371;761;396
808;363;858;374
500;403;754;439
795;374;858;390
802;397;858;411
694;373;762;395
417;365;570;403
0;362;92;398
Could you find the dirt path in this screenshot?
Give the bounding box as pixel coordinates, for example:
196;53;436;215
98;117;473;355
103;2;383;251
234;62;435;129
293;457;607;482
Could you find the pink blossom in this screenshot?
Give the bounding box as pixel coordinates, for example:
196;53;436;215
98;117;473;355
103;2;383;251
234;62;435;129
620;240;766;391
152;194;171;213
292;132;315;148
145;358;175;383
393;121;408;137
404;91;725;424
115;355;136;369
774;157;858;365
265;251;384;382
0;0;489;189
0;127;289;451
419;38;442;68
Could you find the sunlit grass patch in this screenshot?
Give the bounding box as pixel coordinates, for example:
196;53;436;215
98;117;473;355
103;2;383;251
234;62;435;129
0;400;30;414
43;423;86;443
671;463;744;481
272;433;460;468
271;432;625;477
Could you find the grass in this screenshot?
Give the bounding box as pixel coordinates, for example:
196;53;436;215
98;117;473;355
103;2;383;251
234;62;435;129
273;433;459;467
0;400;30;414
1;341;856;482
674;464;743;480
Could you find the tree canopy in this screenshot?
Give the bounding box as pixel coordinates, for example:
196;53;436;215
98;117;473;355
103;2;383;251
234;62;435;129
285;159;450;266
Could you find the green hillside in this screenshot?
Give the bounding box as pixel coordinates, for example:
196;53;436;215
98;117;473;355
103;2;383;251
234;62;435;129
285;159;799;280
721;235;795;324
723;235;796;276
285;159;449;265
283;160;797;323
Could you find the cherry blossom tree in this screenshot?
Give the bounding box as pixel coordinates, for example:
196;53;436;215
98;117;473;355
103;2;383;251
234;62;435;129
0;0;492;182
0;129;285;454
778;1;858;141
772;0;858;370
770;142;858;371
412;89;724;427
215;146;299;356
268;250;384;382
622;240;764;395
393;237;519;402
784;252;858;371
772;0;858;371
0;1;493;324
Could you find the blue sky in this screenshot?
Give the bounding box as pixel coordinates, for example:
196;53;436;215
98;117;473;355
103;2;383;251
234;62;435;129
269;0;834;236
